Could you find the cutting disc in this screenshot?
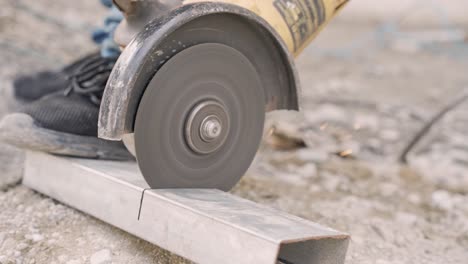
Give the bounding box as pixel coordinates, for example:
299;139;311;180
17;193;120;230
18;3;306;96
134;43;265;191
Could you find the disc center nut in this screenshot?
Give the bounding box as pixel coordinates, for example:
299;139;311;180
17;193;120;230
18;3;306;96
185;100;230;155
200;116;222;142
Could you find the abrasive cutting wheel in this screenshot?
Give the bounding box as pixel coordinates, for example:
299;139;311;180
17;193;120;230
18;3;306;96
134;43;265;191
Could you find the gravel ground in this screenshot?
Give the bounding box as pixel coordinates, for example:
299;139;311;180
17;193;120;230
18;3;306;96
1;1;468;263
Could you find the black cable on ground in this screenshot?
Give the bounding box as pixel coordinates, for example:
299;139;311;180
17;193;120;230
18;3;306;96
399;89;468;164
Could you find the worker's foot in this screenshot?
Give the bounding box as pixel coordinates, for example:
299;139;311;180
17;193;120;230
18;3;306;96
1;57;133;161
13;52;112;102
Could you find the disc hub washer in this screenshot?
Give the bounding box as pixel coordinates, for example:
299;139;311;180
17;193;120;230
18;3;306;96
185;100;230;155
134;43;265;191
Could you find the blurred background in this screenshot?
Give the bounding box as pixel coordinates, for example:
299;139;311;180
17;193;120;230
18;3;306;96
0;0;467;263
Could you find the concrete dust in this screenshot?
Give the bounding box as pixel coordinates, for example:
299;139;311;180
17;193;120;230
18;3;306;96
1;0;468;263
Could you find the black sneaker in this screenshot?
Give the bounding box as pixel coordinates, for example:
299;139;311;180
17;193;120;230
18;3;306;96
0;56;133;160
13;52;105;102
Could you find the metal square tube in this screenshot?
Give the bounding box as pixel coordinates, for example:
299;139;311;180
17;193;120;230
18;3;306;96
23;151;349;264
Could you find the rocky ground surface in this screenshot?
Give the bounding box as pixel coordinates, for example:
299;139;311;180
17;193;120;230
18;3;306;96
1;0;468;263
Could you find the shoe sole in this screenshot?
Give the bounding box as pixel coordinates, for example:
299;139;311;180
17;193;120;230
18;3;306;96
0;113;134;161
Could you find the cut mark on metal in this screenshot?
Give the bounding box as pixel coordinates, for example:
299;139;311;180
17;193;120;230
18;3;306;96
138;188;153;220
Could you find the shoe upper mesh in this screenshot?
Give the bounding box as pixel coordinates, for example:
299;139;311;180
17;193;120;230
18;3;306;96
21;93;100;137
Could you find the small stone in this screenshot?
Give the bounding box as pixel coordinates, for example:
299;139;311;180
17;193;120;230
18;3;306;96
379;183;398;197
352;235;364;245
296;163;318;179
308;184;321;193
31;234;44;242
58;255;68;262
399;166;422;182
395;212;418;226
305;104;348;124
3;238;15;249
408;193;422;205
16;242;28;251
17;204;24;211
379;129;400;141
353;114;379;131
28;227;39;234
394;233;407;247
322;175;341;192
90;249;112;264
276;173;308;186
431;190;455;211
76;237;86;246
295;148;328;163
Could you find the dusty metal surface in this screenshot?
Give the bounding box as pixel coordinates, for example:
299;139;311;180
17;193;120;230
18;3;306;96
23;151;349;264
